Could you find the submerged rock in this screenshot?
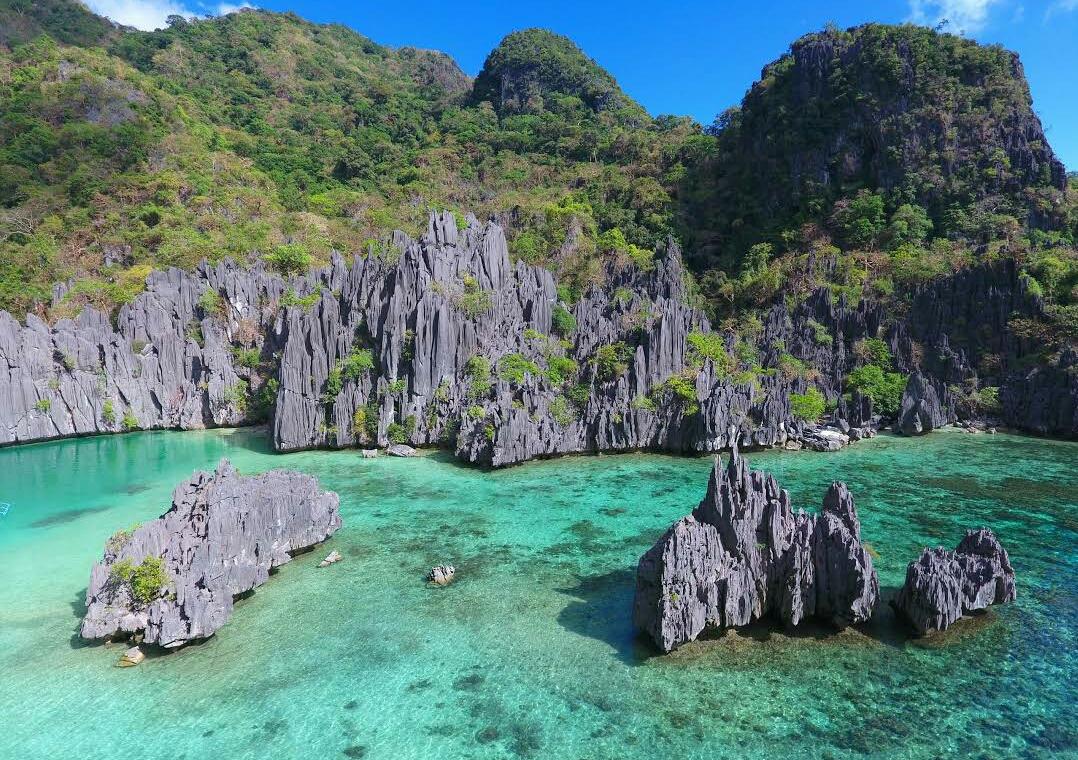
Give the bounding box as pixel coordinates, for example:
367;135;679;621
80;459;340;648
386;444;417;457
116;646;144;667
891;528;1016;635
319;550;342;568
428;565;456;586
633;450;878;653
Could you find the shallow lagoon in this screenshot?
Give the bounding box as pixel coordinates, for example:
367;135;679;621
1;429;1075;759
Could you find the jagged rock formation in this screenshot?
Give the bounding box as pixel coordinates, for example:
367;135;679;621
2;212;1073;462
80;459;340;648
897;259;1078;438
892;528;1017;635
633;451;878;653
897;372;957;435
272;212;800;466
0;262;286;446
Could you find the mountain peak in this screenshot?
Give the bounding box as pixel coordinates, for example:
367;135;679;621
471;28;636;116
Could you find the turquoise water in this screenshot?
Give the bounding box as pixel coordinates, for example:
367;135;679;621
1;429;1076;759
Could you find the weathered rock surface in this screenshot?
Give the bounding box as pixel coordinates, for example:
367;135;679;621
3;212;1073;463
897;372;957;436
117;646;144;667
633;450;878;652
0;261;287;446
80;459;340;648
891;528;1016;635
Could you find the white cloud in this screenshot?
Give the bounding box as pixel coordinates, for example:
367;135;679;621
82;0;258;30
1045;0;1078;19
215;2;255;14
84;0;196;30
908;0;1003;34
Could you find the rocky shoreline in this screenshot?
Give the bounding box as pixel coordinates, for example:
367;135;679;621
2;212;1074;467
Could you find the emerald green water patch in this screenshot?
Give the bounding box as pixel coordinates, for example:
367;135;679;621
1;429;1075;758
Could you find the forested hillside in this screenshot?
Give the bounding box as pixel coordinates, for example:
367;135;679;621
0;2;1075;341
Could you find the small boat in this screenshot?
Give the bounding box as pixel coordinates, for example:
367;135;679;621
0;502;10;517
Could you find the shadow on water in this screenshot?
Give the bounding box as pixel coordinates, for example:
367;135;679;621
555;567;656;666
30;504;114;528
556;570;935;663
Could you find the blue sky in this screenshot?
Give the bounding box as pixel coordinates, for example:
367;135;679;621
86;0;1078;169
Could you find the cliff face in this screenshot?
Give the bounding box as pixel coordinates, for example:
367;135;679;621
0;261;286;445
80;459;340;647
2;211;1074;461
271;212;806;466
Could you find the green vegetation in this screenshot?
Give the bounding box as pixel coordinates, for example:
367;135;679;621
652;374;699;415
101;399;116;425
685;330;731;373
465;355;492;399
340;348;375;380
111;555;170;605
592;342;632;381
544;356;578;386
198;289;222;316
322;368;343;402
280;290;321;310
457;277;493;318
467;405;486;420
497;353;540;384
223;381;249;413
551;305;577;336
846;365;907;417
806;320;833;347
33;398;50;412
232;347;261;369
790;388;826;422
351;403;378;440
121;408;138;430
549;395;575;426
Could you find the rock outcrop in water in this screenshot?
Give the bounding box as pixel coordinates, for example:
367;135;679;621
633;450;879;652
891;528;1016;635
80;459;340;648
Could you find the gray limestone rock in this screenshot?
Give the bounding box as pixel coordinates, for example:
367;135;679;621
633;450;878;652
0;260;287;446
80;459;340;648
897;372;957;435
891;528;1016;635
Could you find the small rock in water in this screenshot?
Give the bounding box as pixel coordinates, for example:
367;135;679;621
386;444;417;458
361;449;379;458
318;550;342;568
428;565;455;586
891;527;1016;635
117;646;144;667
